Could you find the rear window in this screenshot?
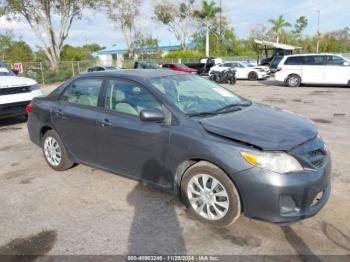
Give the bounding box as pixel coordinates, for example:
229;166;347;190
284;56;325;66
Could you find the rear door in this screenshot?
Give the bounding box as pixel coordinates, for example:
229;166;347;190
324;55;350;85
301;55;326;84
52;77;104;164
96;78;171;187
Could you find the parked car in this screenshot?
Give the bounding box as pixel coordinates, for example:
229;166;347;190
275;53;350;87
270;56;284;73
86;66;119;72
185;57;223;75
0;61;43;119
162;63;197;73
209;61;269;80
27;70;331;227
134;61;160;69
241;61;271;75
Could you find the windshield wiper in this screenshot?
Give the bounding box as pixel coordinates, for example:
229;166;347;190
215;102;250;113
188;111;218;117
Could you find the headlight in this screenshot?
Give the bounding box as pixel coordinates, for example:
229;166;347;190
241;151;303;173
29;84;40;91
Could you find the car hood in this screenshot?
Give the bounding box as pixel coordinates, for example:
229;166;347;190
0;76;37;88
199;103;317;151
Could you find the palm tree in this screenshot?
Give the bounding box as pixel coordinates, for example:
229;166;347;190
193;1;221;57
268;15;291;43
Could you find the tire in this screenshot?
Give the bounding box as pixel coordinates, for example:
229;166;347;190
347;80;350;87
181;161;241;227
286;74;301;87
42;130;74;171
248;71;258;81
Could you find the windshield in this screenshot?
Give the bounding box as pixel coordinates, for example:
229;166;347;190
0;67;15;76
150;74;250;116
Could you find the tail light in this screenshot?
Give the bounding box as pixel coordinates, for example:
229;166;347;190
26;104;32;113
276;67;282;72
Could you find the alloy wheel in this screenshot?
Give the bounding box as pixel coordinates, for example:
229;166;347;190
44;136;62;167
187;174;229;220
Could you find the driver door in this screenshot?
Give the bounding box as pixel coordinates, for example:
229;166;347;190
96;78;171;187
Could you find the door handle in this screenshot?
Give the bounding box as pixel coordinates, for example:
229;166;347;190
100;119;112;127
54;109;67;120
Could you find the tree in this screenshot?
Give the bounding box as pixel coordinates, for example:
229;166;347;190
153;0;196;49
4;41;33;62
104;0;143;58
268;15;291;43
192;16;238;55
0;30;14;60
193;0;221;57
133;32;159;59
292;16;308;36
0;0;96;70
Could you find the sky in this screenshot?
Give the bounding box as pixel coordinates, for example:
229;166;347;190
1;0;349;50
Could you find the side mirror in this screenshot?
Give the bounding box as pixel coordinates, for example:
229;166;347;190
140;108;165;122
12;69;19;75
344;61;350;66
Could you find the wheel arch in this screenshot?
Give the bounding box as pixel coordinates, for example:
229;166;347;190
285;73;302;83
40;125;53;142
174;158;244;212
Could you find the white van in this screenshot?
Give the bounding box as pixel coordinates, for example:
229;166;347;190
275;53;350;87
0;62;44;119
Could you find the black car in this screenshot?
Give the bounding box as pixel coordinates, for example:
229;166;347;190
86;66;118;72
27;70;331;227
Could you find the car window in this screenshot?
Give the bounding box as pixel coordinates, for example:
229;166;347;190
223;63;232;67
303;56;325;65
60;78;103;107
327;56;346;66
105;79;161;116
285;56;304;65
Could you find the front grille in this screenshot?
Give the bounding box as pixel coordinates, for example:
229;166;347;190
304;148;326;168
0;86;31;96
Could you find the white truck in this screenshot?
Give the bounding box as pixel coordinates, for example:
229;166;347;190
0;62;44;119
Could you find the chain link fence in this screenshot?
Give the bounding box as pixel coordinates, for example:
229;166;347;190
6;60;97;85
8;53;350;84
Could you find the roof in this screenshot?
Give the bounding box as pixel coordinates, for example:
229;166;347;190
283;53;347;57
79;69;185;81
95;42;196;56
254;39;301;51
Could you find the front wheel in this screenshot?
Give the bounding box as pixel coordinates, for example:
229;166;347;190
181;161;241;227
248;71;258;81
286;74;301;87
42;130;74;171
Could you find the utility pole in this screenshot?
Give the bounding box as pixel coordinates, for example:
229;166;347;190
316;10;321;53
219;0;222;46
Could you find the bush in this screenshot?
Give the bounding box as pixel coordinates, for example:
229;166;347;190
164;49;204;58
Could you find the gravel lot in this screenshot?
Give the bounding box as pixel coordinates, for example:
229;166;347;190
0;78;349;257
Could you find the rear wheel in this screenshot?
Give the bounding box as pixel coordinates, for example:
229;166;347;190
286;74;301;87
42;130;74;171
181;161;241;227
248;71;258;81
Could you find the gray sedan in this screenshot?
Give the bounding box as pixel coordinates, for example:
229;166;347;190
27;70;331;227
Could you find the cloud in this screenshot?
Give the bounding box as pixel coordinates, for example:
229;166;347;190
4;0;350;49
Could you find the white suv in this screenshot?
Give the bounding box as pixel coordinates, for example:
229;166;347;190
275;53;350;87
0;62;44;119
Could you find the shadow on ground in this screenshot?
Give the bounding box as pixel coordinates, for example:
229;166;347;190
0;230;57;262
0;116;27;128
